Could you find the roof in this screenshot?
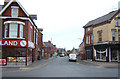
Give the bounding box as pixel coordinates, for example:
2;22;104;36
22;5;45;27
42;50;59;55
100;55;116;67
43;42;54;47
0;0;39;31
83;10;118;28
0;0;29;16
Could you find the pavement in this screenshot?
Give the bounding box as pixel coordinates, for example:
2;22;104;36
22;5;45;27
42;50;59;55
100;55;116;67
1;56;57;73
81;59;119;69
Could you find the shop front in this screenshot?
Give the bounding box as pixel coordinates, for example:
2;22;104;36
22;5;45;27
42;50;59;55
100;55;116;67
0;39;35;66
94;44;108;61
85;45;93;60
109;44;119;62
94;44;120;62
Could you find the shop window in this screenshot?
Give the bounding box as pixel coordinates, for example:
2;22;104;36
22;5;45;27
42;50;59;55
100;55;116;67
111;48;118;61
96;50;106;61
97;30;102;42
11;6;19;17
9;23;18;38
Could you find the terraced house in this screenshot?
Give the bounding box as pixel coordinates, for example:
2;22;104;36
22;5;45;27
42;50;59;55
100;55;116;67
0;0;43;66
83;9;120;62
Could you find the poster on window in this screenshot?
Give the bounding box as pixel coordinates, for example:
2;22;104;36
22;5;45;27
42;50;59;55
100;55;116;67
0;59;6;65
17;57;26;63
7;57;16;62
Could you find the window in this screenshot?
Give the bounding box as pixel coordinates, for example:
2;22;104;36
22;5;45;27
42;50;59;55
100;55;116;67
91;34;93;43
49;48;51;51
115;18;120;26
4;24;8;37
86;35;88;44
88;35;90;44
9;23;18;37
11;6;19;17
88;27;90;31
19;24;23;38
112;30;116;41
118;30;120;41
97;30;102;42
36;32;37;44
34;30;36;43
4;21;24;38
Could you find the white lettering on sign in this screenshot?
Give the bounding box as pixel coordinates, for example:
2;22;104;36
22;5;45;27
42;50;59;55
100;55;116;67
0;41;18;46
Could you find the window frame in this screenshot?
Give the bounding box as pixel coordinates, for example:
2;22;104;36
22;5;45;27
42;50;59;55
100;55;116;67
97;30;102;42
11;6;19;17
4;21;25;39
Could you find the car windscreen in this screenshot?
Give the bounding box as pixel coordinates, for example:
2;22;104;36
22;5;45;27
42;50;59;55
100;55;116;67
70;54;76;57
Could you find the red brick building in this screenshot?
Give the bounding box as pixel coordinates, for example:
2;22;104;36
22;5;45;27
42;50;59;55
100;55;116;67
83;23;93;60
0;0;43;66
43;41;57;59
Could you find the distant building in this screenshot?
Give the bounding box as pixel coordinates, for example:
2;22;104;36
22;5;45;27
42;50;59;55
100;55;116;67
43;41;57;59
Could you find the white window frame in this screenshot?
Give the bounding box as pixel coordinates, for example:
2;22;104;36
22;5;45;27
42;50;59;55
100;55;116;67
11;6;19;17
9;23;18;38
4;21;25;39
4;24;8;38
86;35;88;44
19;24;23;38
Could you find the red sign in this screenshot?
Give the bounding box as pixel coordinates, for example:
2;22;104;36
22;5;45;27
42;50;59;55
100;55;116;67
0;39;35;48
0;59;6;65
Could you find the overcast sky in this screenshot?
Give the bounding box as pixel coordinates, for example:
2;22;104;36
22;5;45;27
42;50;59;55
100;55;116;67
0;0;120;50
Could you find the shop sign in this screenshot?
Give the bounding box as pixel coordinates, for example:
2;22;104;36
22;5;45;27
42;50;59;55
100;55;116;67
0;39;35;48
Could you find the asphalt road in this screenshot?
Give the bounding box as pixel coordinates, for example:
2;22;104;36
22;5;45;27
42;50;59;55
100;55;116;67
2;56;118;77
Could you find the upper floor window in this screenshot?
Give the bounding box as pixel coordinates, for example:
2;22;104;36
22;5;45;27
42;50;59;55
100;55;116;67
36;32;38;45
88;27;90;31
11;6;19;17
9;23;18;37
91;34;93;43
118;30;120;41
115;18;120;26
34;30;36;43
97;30;102;42
112;29;116;41
4;24;8;37
4;21;24;38
86;35;88;44
19;24;23;38
86;35;90;44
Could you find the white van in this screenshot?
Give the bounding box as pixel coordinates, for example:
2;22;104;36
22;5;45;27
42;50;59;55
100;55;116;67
69;54;77;62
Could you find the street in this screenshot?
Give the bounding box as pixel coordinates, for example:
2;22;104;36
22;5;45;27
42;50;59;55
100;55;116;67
2;56;118;78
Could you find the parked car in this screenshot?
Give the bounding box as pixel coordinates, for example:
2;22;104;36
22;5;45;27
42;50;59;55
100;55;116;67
60;54;65;57
69;54;77;62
